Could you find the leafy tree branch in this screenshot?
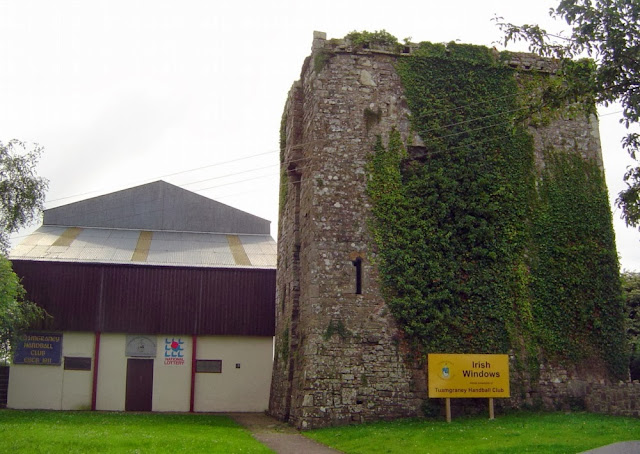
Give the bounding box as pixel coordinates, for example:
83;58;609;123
495;0;640;227
0;139;48;361
0;140;48;252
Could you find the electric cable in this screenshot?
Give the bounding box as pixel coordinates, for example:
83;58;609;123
42;101;626;209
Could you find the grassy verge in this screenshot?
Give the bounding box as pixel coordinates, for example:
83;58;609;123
305;411;640;453
0;410;272;453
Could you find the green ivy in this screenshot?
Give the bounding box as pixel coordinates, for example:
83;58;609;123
531;150;627;375
314;50;331;73
621;271;640;380
366;42;627;378
323;319;349;340
345;30;400;51
279;113;288;219
364;107;382;132
413;41;497;65
278;325;290;364
279;113;287;164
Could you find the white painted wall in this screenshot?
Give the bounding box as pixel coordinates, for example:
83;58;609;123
194;336;273;412
8;332;273;412
8;331;94;410
153;335;192;412
7;361;63;409
95;333;127;411
60;332;94;410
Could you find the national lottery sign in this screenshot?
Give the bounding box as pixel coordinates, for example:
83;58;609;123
428;353;510;398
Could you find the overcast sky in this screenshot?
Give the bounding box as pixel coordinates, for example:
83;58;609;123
2;0;639;270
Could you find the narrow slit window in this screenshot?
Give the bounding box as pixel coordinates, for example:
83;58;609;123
353;257;363;295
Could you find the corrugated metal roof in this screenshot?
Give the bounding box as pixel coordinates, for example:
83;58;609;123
43;181;271;234
10;226;276;269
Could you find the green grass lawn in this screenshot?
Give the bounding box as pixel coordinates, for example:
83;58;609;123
3;409;639;453
0;410;272;453
305;411;640;454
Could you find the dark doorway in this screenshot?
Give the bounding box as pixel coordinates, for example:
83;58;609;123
0;366;9;408
125;358;153;411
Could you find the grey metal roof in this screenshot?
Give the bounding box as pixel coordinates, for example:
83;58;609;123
10;226;276;269
43;180;271;235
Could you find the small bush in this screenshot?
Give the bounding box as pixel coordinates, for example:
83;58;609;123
420;399;441;418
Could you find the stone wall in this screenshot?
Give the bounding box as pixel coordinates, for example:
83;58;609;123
270;31;426;429
506;358;612;411
514;360;640;418
587;382;640;417
448;363;639;419
270;31;619;429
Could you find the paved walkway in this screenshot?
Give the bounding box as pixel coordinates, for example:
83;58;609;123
228;413;342;454
580;441;640;453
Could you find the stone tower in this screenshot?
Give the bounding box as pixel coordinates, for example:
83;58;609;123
270;31;615;429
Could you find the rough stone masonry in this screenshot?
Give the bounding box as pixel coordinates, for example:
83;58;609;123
270;31;609;430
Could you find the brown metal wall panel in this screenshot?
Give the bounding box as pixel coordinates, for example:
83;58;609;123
199;268;276;336
12;261;101;331
101;266;202;334
11;260;275;336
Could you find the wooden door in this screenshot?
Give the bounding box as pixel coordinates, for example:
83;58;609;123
125;358;153;411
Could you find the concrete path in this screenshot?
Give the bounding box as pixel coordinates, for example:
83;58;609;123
228;412;342;454
229;413;639;454
580;441;640;454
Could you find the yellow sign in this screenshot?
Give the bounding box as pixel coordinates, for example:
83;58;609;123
428;353;510;398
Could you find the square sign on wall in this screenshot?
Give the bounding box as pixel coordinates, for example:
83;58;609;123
13;332;62;365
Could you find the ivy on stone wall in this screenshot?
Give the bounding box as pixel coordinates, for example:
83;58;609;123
366;40;627;378
279;113;288;219
345;30;400;50
531;150;626;374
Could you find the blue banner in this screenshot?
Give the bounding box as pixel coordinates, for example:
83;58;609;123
13;332;63;365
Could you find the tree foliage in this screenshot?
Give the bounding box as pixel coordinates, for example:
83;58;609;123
0;256;43;362
621;271;640;380
0;139;48;361
496;0;640;227
0;140;48;252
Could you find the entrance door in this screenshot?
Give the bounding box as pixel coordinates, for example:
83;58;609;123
125;358;154;411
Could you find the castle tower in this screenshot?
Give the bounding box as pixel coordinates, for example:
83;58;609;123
270;31;623;429
270;32;428;429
